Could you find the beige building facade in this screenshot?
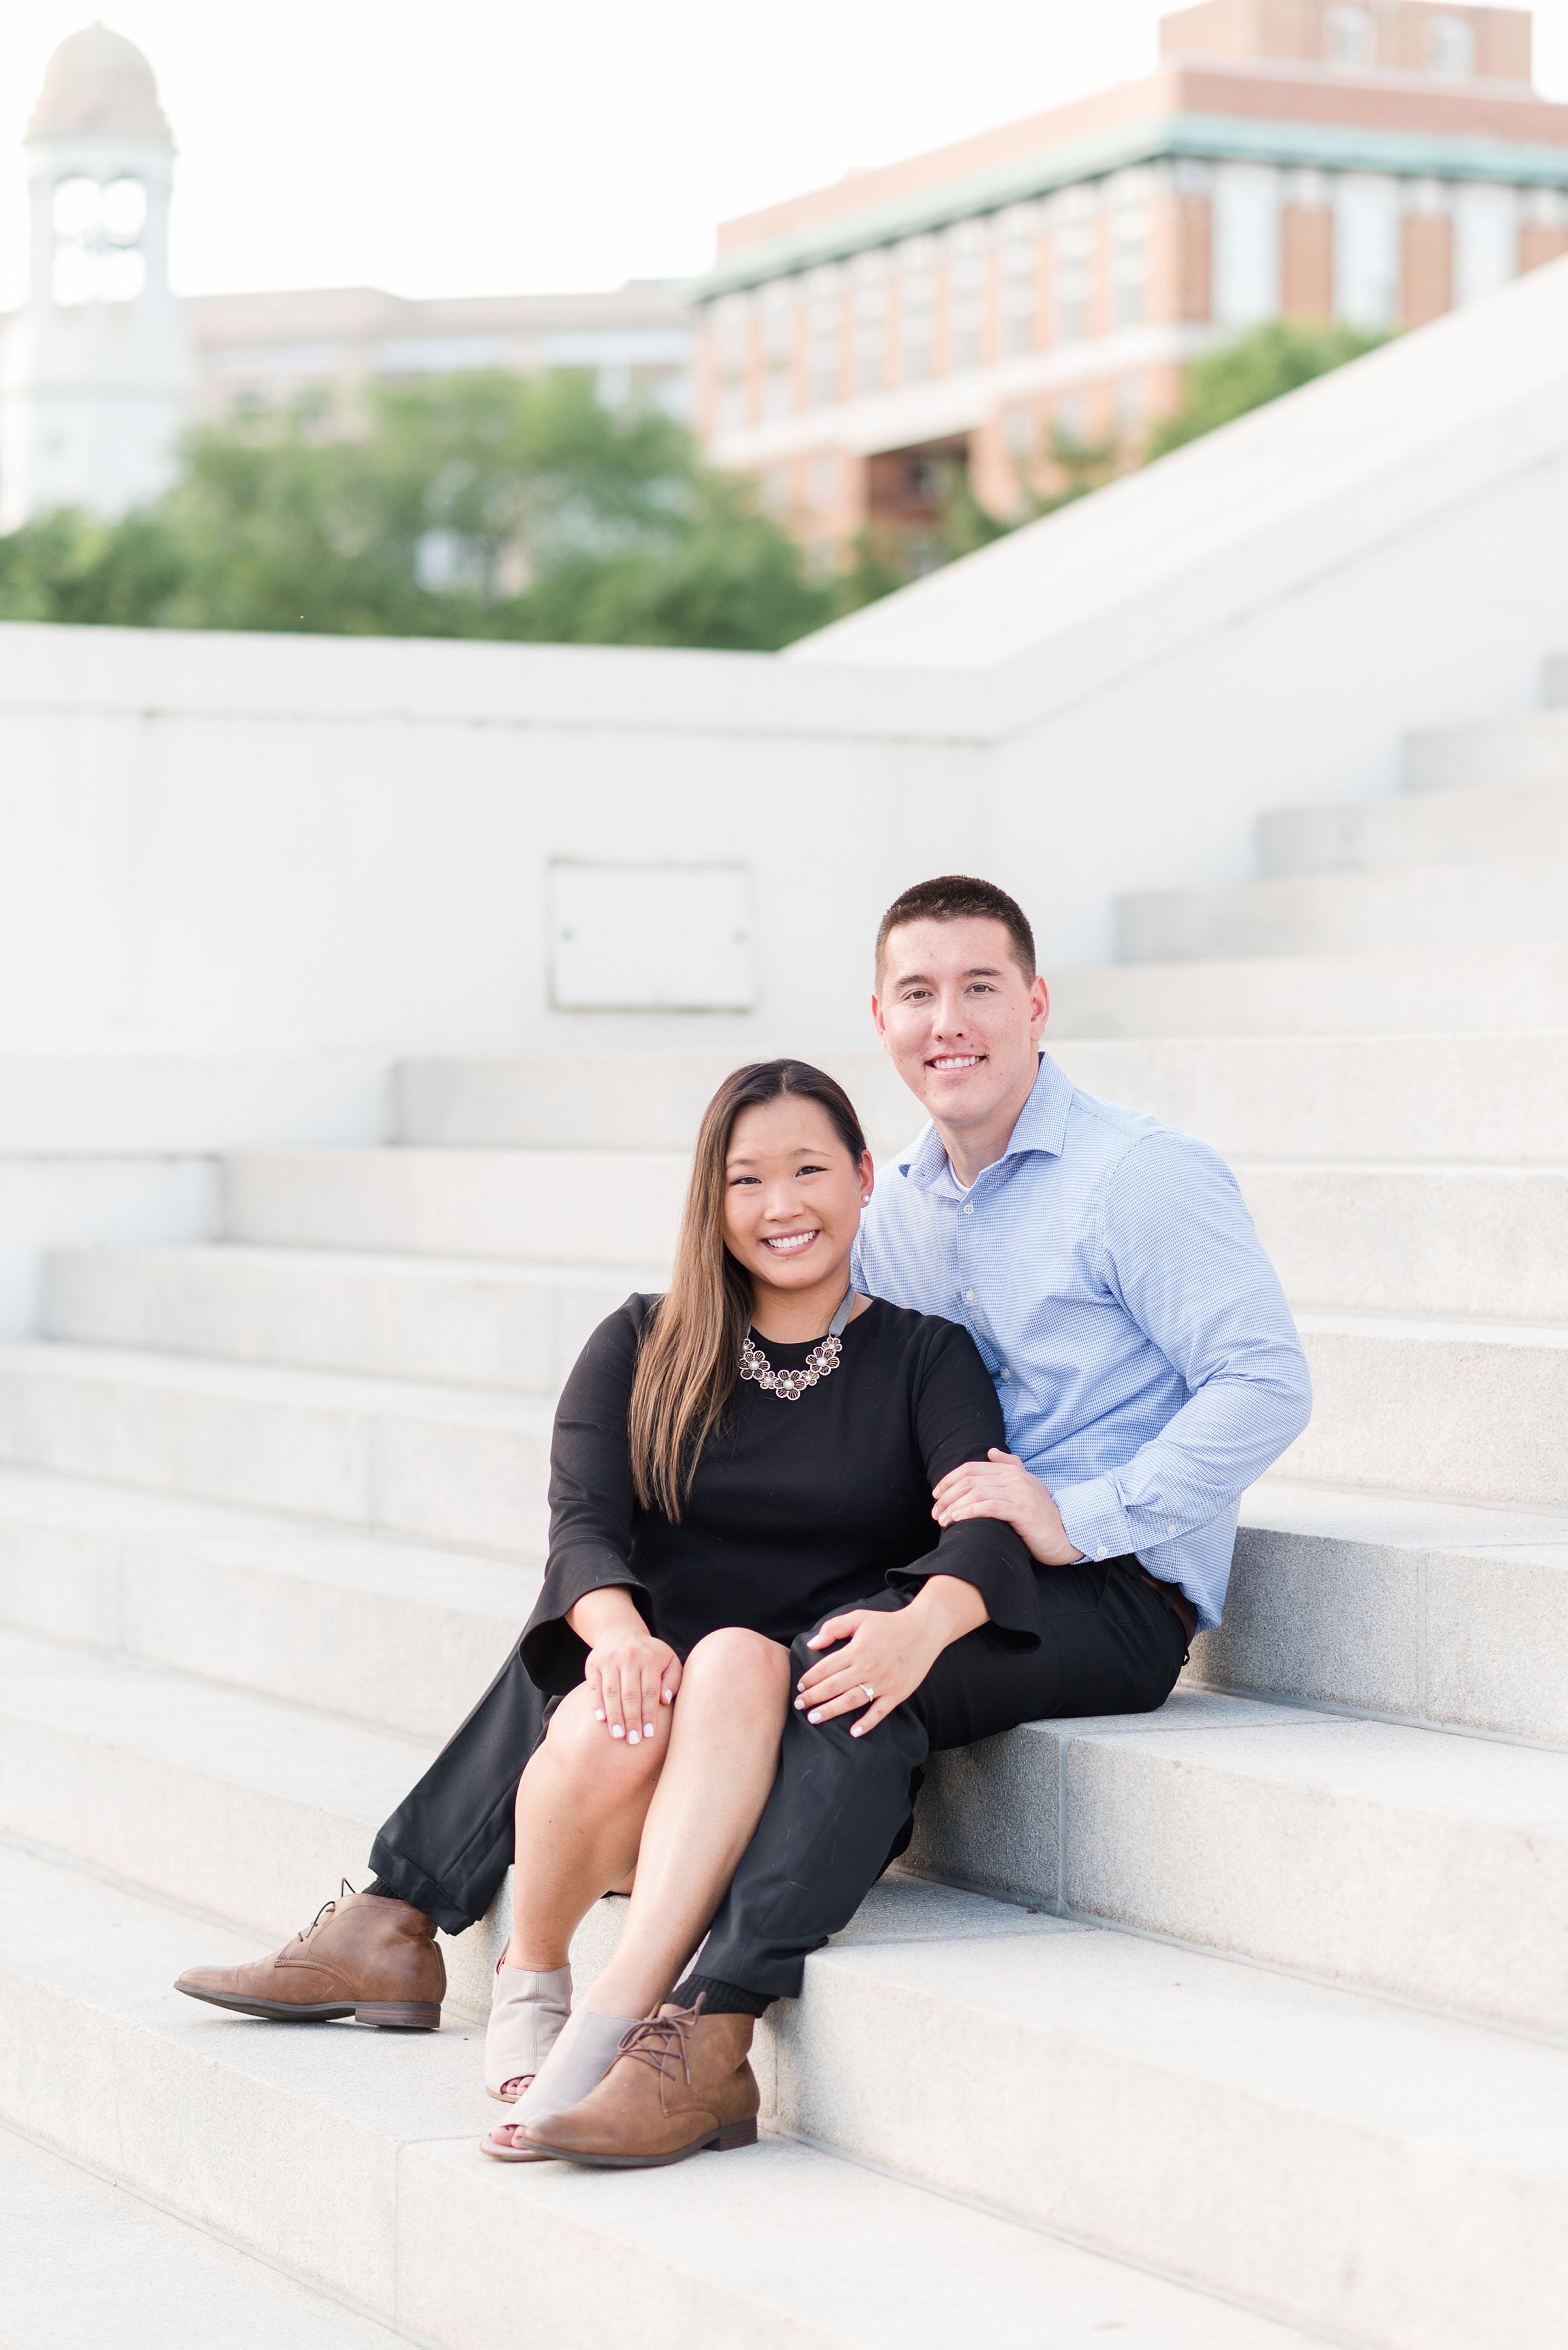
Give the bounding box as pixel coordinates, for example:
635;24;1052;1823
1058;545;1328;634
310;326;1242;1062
697;2;1568;572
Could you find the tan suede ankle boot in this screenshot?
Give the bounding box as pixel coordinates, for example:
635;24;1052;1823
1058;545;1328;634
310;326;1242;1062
518;2000;759;2168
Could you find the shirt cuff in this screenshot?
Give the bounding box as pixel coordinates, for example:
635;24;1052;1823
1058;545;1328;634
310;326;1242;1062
1053;1477;1134;1566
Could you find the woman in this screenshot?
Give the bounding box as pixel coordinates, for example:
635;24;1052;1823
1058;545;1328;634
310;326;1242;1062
482;1055;1045;2166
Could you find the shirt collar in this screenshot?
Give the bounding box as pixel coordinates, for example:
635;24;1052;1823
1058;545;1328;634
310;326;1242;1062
898;1051;1073;1191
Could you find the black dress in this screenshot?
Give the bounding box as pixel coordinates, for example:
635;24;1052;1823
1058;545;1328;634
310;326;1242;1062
368;1298;1184;1953
522;1293;1043;1693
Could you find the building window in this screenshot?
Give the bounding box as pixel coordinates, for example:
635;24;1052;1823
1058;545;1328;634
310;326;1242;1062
1054;391;1089;447
764;365;792;420
1110;177;1151;328
1333;174;1401;327
853;259;888;394
1116;376;1147;440
1002;235;1037;353
1325;7;1377;70
760;466;791;518
808;452;839;512
714;293;751;370
1426;14;1475;78
717;380;748;434
1004;404;1036;458
1052;193;1096;344
760;280;797;363
1212;163;1282;327
949;250;987;371
51;172;148;308
1452;184;1519;307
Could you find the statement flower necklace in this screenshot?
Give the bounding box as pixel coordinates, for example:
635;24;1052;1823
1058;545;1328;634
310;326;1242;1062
739;1288;857;1403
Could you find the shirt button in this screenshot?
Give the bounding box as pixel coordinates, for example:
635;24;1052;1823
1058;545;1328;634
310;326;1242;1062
1000;1367;1010;1380
964;1289;975;1301
962;1203;974;1216
1096;1545;1108;1561
1167;1523;1176;1535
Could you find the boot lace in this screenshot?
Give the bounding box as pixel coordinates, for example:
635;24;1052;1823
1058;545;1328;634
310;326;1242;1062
298;1879;359;1943
614;1994;708;2089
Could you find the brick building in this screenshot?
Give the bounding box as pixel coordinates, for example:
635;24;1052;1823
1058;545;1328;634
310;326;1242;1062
696;1;1568;574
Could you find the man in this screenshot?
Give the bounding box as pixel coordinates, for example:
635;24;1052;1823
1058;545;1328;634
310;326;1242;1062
176;876;1311;2113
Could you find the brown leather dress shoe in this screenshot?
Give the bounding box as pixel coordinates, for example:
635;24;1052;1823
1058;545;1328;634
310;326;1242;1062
519;2000;759;2168
175;1887;444;2028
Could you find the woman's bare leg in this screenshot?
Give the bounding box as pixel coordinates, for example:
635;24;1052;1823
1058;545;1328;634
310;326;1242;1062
582;1627;791;2017
505;1683;664;1968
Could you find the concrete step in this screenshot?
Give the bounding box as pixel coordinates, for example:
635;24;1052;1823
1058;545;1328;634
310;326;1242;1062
906;1683;1568;2038
1047;944;1568;1037
13;1615;1568;2044
1235;1160;1568;1317
1286;1308;1568;1509
52;1160;1568;1347
1210;1478;1568;1742
222;1148;687;1265
1051;1032;1568;1160
1403;707;1568;794
770;1875;1568;2350
0;1467;534;1740
0;2125;406;2349
0;1625;451;1973
399;1034;1568;1160
0;1848;1324;2350
1258;777;1568;877
0;1344;552;1557
4;1457;1558;1758
18;1840;1555;2349
42;1243;655;1391
1115;859;1568;965
397;1048;919;1159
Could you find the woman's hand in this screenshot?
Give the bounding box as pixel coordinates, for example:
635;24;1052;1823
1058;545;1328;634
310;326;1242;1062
931;1448;1085;1566
794;1576;988;1737
567;1587;681;1746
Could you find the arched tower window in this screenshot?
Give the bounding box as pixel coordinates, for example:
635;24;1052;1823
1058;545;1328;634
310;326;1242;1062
52;172;148;306
1325;7;1377;70
1426;14;1476;78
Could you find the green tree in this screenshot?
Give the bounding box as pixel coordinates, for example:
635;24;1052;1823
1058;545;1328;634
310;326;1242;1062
1147;318;1388;459
0;371;840;652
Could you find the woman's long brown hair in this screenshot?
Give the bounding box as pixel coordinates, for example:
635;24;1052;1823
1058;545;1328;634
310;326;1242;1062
628;1058;868;1519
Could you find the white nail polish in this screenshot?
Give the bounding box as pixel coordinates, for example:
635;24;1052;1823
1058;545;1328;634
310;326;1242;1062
594;1709;606;1721
611;1725;624;1738
793;1696;805;1710
808;1710;821;1723
644;1724;656;1738
627;1730;640;1745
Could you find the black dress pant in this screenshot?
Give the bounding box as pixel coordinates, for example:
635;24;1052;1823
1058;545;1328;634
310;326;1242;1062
368;1555;1186;1955
368;1644;547;1936
695;1557;1188;2002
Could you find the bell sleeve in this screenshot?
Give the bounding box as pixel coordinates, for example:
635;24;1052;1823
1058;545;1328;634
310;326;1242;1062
886;1318;1043;1646
521;1296;660;1695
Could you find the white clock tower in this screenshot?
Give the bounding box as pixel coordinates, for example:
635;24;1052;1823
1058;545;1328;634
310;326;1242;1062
0;22;193;531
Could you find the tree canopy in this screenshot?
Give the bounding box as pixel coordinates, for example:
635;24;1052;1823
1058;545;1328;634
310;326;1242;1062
0;318;1393;646
1147;318;1388;459
0;371;838;651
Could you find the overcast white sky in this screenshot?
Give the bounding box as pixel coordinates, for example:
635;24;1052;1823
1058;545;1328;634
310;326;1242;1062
3;1;1567;307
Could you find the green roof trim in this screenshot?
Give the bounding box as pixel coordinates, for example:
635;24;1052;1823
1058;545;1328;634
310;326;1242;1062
698;110;1568;297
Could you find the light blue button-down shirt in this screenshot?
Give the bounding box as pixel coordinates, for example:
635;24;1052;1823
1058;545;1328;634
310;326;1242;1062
850;1052;1311;1631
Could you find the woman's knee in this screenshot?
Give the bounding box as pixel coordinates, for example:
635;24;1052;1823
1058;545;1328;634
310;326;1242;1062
529;1685;662;1796
682;1627;791;1706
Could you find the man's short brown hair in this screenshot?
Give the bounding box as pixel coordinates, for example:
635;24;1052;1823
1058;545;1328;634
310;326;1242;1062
874;874;1037;989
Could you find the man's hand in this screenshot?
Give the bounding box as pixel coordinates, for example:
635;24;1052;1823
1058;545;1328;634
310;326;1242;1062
567;1586;681;1746
794;1576;988;1737
931;1449;1085;1566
